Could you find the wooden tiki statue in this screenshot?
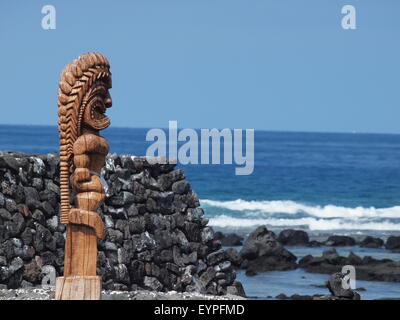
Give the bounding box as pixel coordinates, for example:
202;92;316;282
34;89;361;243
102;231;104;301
55;52;112;300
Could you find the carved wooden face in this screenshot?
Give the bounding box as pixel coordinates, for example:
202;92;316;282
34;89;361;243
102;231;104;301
82;81;112;131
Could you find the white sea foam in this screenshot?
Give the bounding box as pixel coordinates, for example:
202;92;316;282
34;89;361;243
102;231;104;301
207;215;400;231
201;199;400;231
201;199;400;219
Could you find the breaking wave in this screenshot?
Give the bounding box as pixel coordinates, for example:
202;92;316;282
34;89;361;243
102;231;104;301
207;215;400;231
201;199;400;231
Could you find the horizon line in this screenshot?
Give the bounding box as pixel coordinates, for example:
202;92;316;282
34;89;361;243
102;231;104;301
0;122;399;136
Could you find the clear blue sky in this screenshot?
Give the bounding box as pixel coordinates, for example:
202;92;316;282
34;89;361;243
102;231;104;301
0;0;399;133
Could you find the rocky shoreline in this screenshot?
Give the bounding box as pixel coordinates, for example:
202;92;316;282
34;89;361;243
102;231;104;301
299;248;400;282
220;227;400;283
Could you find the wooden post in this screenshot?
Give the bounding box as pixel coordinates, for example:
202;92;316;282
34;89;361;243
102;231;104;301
55;52;112;300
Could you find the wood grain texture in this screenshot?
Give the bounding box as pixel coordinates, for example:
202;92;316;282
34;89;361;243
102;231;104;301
57;52;111;224
55;276;101;300
55;52;112;300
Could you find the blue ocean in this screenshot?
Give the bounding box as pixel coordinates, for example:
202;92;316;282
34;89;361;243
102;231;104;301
3;124;400;235
1;124;399;299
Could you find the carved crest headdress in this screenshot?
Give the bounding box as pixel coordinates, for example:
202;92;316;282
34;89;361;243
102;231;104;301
57;52;111;224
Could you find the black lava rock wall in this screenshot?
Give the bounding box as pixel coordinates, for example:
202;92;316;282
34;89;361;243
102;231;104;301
0;151;241;295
